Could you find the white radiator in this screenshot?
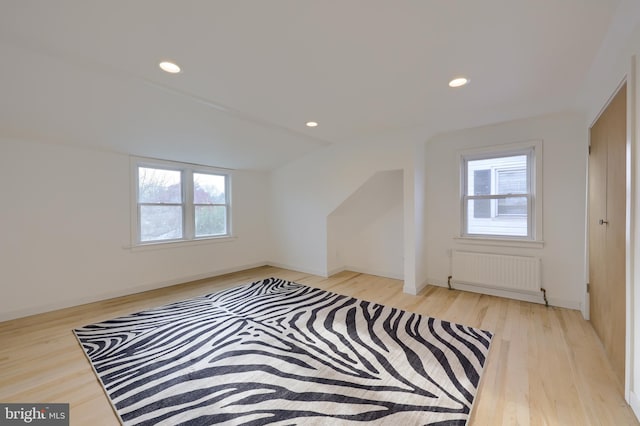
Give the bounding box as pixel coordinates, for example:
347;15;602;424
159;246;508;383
451;250;541;294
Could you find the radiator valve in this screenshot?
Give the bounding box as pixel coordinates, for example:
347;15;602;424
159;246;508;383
540;288;549;307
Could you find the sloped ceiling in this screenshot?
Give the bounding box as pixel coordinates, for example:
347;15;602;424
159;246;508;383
0;0;620;170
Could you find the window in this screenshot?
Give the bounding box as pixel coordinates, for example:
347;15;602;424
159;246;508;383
133;158;231;245
193;173;228;238
138;167;184;241
461;141;541;240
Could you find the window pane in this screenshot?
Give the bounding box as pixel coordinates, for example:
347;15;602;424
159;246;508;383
466;198;528;237
496;168;526;195
194;173;226;204
195;205;227;237
473;169;491;218
467;155;527;196
473;169;491;195
140;205;183;241
138;167;182;203
474;199;491;218
497;196;527;216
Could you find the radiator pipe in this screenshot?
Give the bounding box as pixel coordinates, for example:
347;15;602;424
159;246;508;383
447;275;452;290
540;288;549;307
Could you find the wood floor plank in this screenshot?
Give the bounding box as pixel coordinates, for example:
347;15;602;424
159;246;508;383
0;267;637;425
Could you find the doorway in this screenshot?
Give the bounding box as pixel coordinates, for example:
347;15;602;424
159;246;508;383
588;82;627;389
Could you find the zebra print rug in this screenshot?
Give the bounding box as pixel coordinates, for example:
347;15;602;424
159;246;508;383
74;277;492;425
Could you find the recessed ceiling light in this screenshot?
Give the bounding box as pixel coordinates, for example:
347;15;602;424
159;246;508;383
448;77;469;88
159;61;181;74
306;121;318;128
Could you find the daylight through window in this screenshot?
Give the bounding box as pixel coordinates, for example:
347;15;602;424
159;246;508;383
134;159;230;244
461;143;540;240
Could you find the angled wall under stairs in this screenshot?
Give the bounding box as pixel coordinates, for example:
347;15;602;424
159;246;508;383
327;169;404;279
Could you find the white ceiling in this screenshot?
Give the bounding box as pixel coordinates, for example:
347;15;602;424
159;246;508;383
0;0;620;170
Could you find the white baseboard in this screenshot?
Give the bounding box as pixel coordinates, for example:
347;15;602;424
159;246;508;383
266;261;328;278
404;278;430;296
342;265;404;281
2;264;583;323
327;265;404;281
630;391;640;422
425;277;580;310
403;284;417;295
3;261;399;322
327;266;346;277
0;262;270;323
416;279;430;294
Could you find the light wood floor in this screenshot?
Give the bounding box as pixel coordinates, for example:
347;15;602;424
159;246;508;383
1;266;637;425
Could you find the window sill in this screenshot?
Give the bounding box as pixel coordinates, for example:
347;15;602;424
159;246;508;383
126;236;237;252
453;236;544;249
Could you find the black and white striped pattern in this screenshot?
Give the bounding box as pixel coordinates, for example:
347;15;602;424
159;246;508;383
75;278;492;425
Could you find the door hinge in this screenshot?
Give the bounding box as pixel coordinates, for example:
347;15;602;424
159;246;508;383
586;283;590;293
588;145;591;155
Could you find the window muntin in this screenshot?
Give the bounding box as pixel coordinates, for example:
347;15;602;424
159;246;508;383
134;159;231;245
462;150;534;239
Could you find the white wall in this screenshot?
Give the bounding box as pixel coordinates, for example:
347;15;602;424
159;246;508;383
411;140;428;293
424;111;587;309
0;137;270;322
327;169;404;279
269;136;414;278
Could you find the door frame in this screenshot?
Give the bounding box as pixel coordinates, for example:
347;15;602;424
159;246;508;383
585;71;633;401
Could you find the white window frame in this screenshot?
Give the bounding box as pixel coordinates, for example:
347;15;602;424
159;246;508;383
459;140;543;243
131;157;232;247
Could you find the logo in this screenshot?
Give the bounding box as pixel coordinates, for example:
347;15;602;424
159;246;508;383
1;404;68;425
